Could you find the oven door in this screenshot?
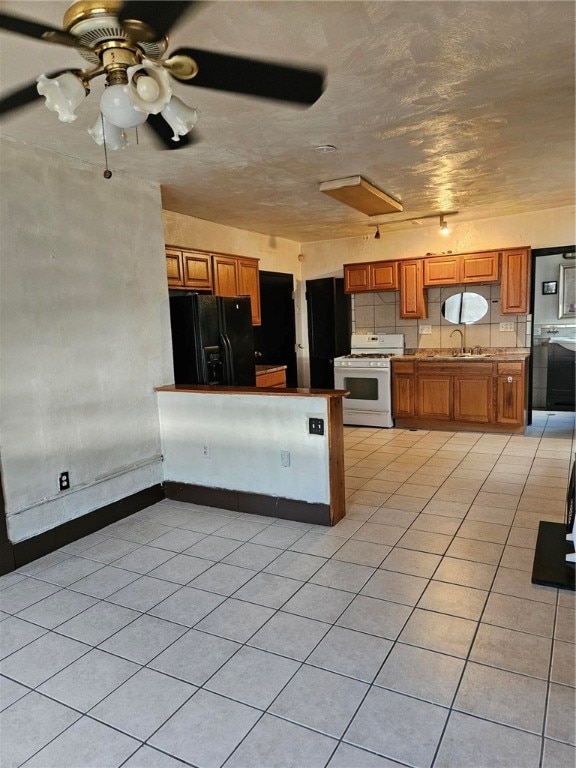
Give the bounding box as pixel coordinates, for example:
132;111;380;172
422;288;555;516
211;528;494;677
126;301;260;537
334;365;392;426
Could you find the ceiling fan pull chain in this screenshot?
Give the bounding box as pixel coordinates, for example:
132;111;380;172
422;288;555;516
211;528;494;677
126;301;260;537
101;112;112;179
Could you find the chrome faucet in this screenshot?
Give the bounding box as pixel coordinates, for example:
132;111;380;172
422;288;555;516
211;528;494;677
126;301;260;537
450;329;464;355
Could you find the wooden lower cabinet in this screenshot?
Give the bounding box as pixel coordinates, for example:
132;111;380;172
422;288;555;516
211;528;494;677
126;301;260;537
392;372;415;417
392;359;526;432
255;367;287;388
417;376;452;420
453;375;492;422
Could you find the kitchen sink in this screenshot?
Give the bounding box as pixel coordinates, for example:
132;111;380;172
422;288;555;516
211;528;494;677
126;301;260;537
423;354;490;360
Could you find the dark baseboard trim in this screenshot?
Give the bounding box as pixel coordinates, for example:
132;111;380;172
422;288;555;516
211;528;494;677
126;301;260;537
164;482;331;526
2;484;164;574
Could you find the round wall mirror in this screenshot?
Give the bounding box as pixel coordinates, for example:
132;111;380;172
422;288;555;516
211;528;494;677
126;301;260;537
442;292;489;324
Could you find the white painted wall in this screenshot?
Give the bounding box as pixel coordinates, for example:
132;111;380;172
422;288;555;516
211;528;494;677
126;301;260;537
0;139;173;543
157;391;330;503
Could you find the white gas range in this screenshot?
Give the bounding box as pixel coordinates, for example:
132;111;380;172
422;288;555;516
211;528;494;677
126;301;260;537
333;333;405;428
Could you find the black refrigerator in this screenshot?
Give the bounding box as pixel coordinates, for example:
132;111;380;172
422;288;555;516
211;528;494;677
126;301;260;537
306;277;351;388
169;294;256;386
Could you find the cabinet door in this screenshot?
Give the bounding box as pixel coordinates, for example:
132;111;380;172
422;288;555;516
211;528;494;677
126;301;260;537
400;260;427;318
416;376;451;419
453;376;492;422
393;374;415;417
237;258;261;325
461;251;499;283
166;249;184;287
496;375;523;424
370;261;398;290
213;255;239;297
501;248;531;314
182;250;213;290
423;256;460;286
344;264;370;293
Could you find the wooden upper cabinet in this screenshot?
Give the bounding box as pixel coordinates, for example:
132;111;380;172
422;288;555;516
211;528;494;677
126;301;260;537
370;261;398;290
166;247;261;325
237;258;261;325
500;247;531;314
212;254;261;325
166;247;212;290
344;263;370;293
399;259;427;318
423;251;499;286
423;256;459;286
343;261;398;293
166;248;185;287
182;251;212;290
461;251;499;283
212;255;239;296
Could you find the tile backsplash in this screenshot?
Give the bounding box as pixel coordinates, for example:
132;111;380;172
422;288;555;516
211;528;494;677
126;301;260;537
352;284;529;350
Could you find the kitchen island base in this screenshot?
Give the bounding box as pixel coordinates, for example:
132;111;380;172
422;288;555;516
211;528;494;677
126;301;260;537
156;385;348;526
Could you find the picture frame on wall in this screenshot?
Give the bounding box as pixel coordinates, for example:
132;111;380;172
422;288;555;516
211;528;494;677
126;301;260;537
542;281;557;295
559;264;576;318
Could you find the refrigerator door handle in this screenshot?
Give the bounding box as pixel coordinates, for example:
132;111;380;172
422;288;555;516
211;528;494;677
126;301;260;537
221;333;235;385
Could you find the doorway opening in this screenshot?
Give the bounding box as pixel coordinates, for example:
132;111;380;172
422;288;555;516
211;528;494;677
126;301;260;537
254;271;298;387
530;245;575;417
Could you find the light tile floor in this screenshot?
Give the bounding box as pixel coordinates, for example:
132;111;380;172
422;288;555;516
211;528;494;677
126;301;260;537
1;410;575;768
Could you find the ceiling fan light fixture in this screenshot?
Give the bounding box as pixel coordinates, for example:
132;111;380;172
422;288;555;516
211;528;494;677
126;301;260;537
160;96;199;141
100;83;147;128
36;71;87;123
127;60;172;114
88;113;128;150
375;225;381;240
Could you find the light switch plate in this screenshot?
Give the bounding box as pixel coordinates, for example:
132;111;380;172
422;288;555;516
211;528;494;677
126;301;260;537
499;322;515;332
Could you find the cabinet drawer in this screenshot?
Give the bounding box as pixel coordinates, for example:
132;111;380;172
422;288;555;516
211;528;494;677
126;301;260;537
392;361;414;374
497;362;524;375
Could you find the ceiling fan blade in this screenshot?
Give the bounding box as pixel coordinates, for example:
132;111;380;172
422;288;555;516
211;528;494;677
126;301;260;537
146;113;199;150
118;1;198;41
0;12;79;48
168;47;325;105
0;70;70;117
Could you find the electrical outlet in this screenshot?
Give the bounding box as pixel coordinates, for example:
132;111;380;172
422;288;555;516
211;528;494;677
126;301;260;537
499;322;515;332
309;418;324;435
58;471;70;491
202;444;211;458
281;450;290;467
419;325;432;335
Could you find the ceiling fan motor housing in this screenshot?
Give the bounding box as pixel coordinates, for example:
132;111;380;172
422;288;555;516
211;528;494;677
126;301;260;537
63;0;167;65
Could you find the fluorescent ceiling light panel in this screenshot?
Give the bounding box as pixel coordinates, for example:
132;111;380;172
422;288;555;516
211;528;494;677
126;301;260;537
319;176;403;216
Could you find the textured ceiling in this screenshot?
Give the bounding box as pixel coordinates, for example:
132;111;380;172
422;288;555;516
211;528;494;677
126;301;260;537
0;1;574;242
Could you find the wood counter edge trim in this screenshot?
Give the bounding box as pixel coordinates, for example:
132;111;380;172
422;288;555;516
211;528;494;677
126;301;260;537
155;385;349;398
327;396;346;525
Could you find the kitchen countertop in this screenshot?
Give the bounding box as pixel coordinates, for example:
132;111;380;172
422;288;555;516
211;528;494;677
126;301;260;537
393;348;530;362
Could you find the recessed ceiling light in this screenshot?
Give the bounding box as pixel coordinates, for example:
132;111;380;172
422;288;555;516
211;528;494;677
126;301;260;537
314;144;337;153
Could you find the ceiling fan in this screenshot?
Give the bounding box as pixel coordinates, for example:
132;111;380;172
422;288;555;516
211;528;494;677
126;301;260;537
0;0;326;152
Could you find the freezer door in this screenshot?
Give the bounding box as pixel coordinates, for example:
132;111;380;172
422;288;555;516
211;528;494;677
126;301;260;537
219;296;256;386
170;294;223;384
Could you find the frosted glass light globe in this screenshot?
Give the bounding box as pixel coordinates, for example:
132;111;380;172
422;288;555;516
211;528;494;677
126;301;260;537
100;84;147;128
135;76;160;102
